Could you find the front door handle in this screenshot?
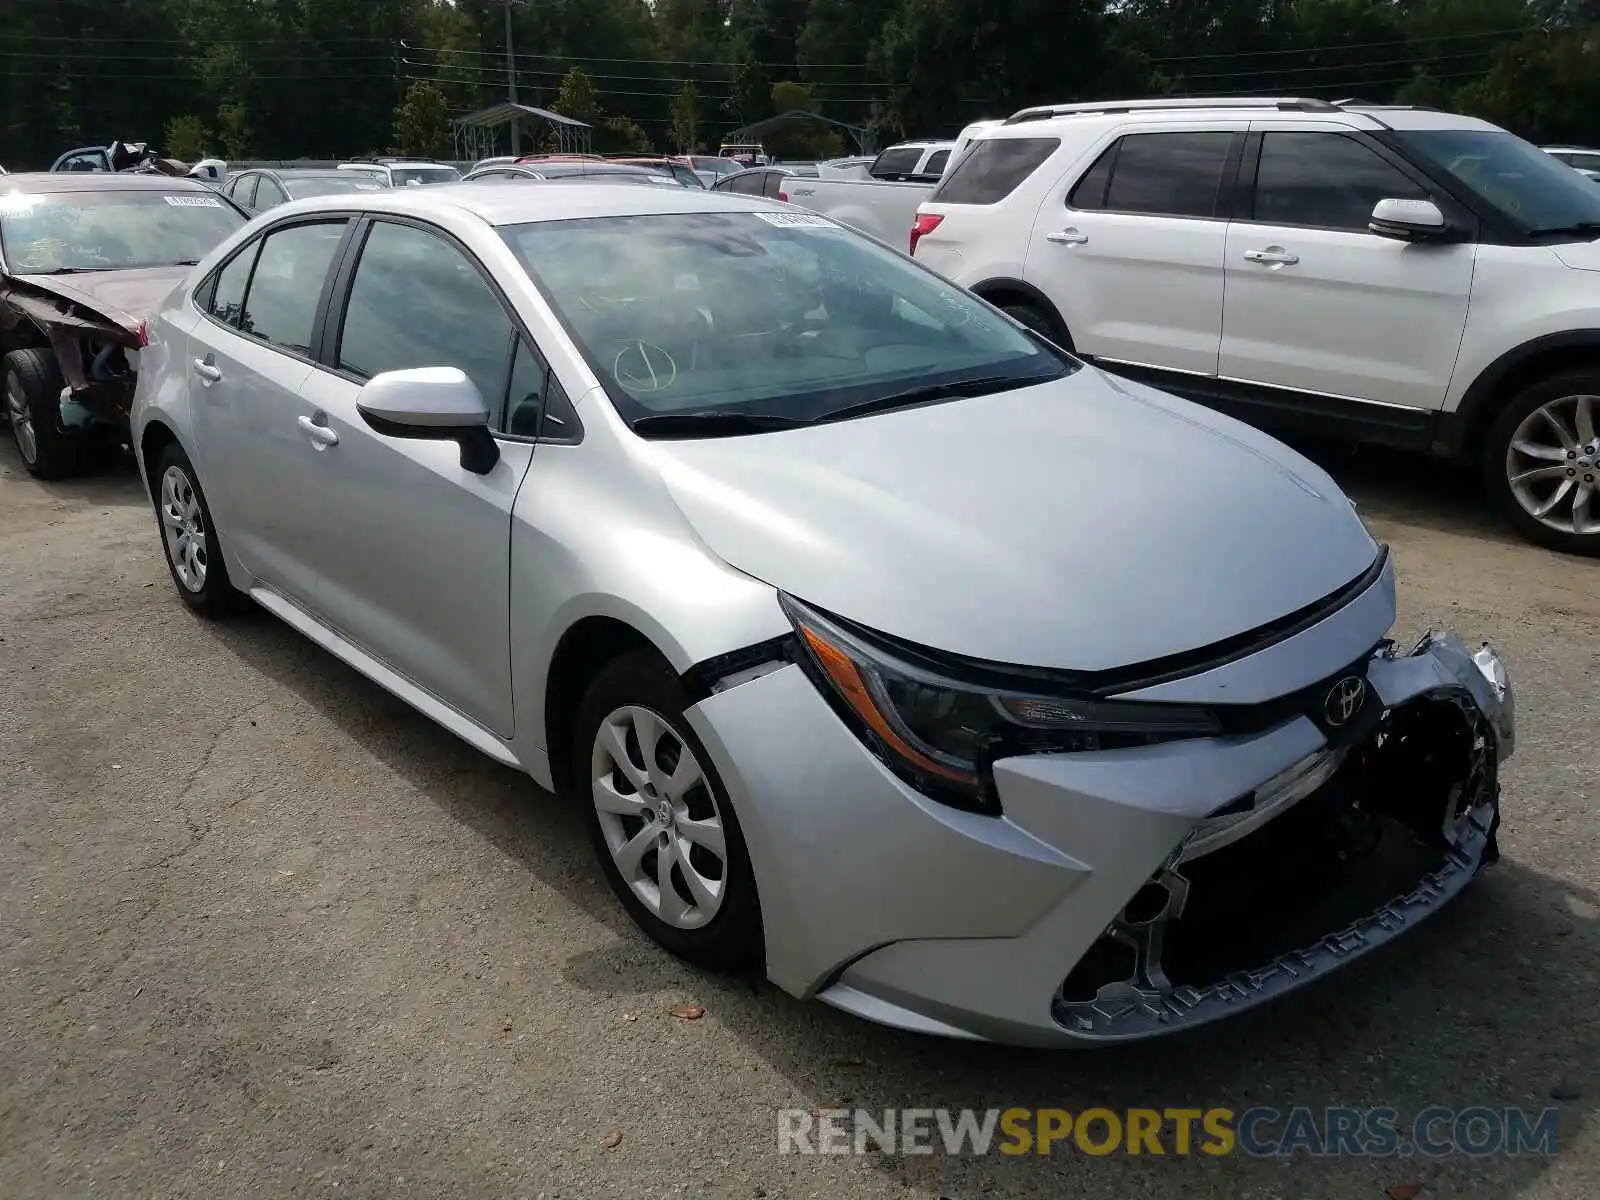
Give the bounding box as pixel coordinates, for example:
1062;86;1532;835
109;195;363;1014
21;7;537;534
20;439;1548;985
192;355;222;383
296;414;339;447
1046;228;1089;245
1242;247;1300;266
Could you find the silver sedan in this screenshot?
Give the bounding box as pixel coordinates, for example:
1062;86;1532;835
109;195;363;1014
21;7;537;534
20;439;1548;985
131;183;1514;1045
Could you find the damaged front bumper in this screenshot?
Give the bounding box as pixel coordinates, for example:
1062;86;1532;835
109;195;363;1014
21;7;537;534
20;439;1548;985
688;627;1514;1046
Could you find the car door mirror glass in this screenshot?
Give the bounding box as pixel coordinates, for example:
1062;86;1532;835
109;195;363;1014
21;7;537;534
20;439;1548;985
355;366;500;475
1370;197;1447;240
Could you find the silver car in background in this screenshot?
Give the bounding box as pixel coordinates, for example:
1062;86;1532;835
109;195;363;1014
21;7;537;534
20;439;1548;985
131;184;1514;1045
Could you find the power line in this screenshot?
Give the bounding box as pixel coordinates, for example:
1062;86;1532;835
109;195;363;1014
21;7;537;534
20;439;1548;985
1148;26;1540;64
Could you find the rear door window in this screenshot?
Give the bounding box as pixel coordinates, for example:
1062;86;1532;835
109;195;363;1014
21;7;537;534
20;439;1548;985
931;137;1061;205
923;149;951;176
237;220;349;354
1100;132;1234;219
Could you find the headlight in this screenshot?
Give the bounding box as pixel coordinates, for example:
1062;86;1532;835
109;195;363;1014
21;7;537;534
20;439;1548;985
781;595;1222;812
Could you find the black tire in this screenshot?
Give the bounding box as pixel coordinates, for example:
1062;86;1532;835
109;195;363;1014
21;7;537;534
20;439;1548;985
3;348;78;480
1001;302;1070;350
573;652;763;971
1482;370;1600;557
152;441;244;615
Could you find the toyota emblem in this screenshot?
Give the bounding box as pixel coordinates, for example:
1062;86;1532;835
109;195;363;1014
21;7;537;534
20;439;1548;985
1323;676;1367;727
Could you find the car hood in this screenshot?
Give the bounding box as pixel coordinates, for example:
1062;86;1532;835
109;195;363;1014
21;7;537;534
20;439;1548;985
10;265;191;332
646;369;1380;672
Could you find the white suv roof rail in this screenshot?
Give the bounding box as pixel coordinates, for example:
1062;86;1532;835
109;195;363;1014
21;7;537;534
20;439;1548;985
1004;97;1341;124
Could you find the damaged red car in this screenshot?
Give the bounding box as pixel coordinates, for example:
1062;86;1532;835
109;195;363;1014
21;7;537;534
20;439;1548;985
1;173;247;478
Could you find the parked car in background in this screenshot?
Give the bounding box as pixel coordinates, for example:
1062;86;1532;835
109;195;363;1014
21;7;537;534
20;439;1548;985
816;156;876;179
913;96;1600;555
464;162;680;186
603;156;705;187
2;172;248;477
338;159;462;187
131;180;1514;1046
1541;145;1600;181
51;141;227;183
688;155;745;180
717;142;769;166
711;166;795;200
866;140;957;180
470;156;521;173
222;168;388;213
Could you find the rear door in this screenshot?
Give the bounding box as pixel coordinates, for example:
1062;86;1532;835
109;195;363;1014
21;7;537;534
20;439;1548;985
186;217;354;584
1218;124;1475;414
1024;125;1245;376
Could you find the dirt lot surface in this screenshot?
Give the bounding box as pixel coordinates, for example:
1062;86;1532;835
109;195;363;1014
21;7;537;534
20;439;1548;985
2;435;1597;1200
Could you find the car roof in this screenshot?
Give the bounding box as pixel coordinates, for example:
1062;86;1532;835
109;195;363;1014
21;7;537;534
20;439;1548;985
0;172;219;194
1543;145;1599;153
982;100;1507;140
261;180;785;228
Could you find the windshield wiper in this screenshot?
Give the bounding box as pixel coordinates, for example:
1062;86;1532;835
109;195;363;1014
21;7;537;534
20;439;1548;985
813;374;1041;425
21;266;99;275
1529;221;1600;237
630;410;810;438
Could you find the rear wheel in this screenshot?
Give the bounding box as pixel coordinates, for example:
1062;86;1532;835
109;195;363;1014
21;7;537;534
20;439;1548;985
1483;372;1600;556
3;348;77;480
999;302;1070;350
574;652;762;970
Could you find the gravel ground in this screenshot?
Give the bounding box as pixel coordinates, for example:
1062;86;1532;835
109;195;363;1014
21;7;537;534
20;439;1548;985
1;435;1597;1200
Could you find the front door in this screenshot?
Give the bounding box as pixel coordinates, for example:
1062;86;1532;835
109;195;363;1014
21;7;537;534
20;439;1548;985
278;218;537;737
1219;126;1476;411
1024;125;1244;376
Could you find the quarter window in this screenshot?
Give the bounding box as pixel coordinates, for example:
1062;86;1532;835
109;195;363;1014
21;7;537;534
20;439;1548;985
923;149;951;176
932;137;1061;205
1098;132;1234;219
238;221;348;354
207;243;260;329
1252;132;1426;230
336;220;518;427
255;178;287;209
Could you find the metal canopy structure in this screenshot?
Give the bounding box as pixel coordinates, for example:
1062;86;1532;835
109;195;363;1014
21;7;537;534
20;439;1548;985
724;110;875;154
451;102;592;162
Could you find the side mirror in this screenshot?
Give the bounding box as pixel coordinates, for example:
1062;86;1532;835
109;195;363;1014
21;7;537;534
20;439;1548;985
1370;197;1448;241
355;366;500;475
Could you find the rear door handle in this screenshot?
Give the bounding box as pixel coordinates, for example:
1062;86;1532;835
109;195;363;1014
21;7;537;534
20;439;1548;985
296;415;339;447
192;356;222;383
1046;228;1089;245
1242;247;1299;266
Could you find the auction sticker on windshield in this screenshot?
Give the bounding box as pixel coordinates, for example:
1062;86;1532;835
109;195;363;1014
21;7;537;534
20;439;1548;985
753;210;833;229
163;195;223;208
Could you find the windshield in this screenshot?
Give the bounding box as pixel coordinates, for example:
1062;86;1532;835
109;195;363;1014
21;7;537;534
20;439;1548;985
285;176;387;199
1392;129;1600;234
501;211;1070;431
0;189;246;272
392;166;461;186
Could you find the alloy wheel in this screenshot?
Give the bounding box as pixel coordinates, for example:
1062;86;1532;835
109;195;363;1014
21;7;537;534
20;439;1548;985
1505;393;1600;536
159;465;208;592
4;372;37;464
590;705;728;930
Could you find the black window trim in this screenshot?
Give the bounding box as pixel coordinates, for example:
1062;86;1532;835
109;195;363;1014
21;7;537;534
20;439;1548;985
193;213;361;372
1237;128;1453;235
1064;130;1247;222
319;212;582;445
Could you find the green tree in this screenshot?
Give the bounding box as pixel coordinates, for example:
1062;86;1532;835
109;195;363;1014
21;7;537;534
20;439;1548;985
215;101;254;159
164;115;213;162
391;80;451;158
670;82;701;152
553;67;603;127
771;79;812;113
723;57;773;126
600;115;655;153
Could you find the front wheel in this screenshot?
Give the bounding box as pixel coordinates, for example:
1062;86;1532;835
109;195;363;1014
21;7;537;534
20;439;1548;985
1483;373;1600;556
574;653;762;971
3;348;77;480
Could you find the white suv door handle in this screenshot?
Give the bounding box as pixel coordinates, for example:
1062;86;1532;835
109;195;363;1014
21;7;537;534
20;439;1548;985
1046;228;1089;245
296;415;339;447
1242;247;1299;266
192;356;222;383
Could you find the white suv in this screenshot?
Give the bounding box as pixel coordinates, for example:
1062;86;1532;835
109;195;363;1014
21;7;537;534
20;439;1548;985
912;98;1600;556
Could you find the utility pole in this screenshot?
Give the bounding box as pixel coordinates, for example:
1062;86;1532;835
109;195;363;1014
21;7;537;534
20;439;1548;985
504;0;520;155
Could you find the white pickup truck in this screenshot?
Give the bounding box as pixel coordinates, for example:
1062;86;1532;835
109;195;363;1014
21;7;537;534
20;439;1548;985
784;126;1000;250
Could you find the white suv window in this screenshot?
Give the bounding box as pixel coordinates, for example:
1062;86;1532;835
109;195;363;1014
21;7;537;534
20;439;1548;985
1252;132;1425;230
932;137;1060;205
1069;132;1233;219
